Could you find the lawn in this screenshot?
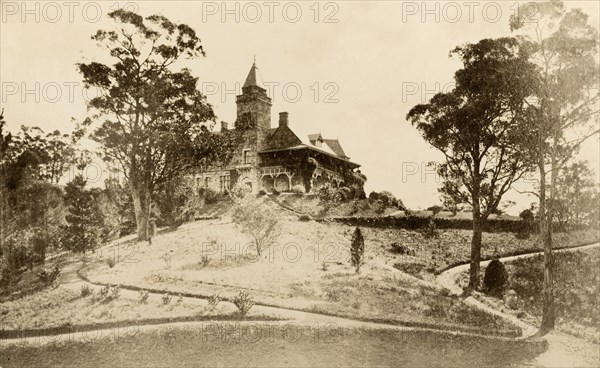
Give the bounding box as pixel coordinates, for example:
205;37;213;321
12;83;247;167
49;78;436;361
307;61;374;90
0;281;272;336
79;214;518;334
0;324;547;368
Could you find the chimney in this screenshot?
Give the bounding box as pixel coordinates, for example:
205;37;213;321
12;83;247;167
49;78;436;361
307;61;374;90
279;112;289;127
221;121;228;130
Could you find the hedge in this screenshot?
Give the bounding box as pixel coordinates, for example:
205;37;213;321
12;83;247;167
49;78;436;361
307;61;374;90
317;215;530;233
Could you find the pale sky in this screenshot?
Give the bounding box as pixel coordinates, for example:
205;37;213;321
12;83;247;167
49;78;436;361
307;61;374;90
1;1;599;213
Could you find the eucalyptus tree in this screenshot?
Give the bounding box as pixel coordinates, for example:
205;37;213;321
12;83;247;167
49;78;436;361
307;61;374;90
78;10;216;241
407;38;538;290
510;0;599;333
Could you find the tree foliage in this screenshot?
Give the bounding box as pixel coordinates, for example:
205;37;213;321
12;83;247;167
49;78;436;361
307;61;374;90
231;196;281;257
407;37;538;289
78;10;218;241
509;0;599;334
350;227;365;273
61;175;103;253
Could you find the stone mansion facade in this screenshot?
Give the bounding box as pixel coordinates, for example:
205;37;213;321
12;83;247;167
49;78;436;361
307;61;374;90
194;61;365;194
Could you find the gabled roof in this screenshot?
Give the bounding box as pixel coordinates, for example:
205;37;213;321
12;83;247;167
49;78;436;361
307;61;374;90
262;125;302;150
307;133;322;144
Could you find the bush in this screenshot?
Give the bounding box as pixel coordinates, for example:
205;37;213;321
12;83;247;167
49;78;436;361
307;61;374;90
368;191;404;210
162;252;173;268
139;290;150;304
200;187;220;205
200;255;211;268
99;284;110;298
233;290;255;317
106;257;116;268
162;293;172;305
206;293;221;311
232;197;281;257
291;185;305;195
257;190;267;196
350;227;365;273
484;259;509;296
80;284;92;297
426;205;444;216
390;242;415;256
337;187;353;201
110;285;121;299
37;265;60;285
422;219;438;239
298;214;312;222
316;185;341;212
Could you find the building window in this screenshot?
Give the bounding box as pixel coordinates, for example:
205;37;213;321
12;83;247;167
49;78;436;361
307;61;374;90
243;149;251;164
220;174;230;192
205;177;212;188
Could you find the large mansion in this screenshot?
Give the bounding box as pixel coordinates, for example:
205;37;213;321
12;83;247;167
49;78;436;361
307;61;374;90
195;62;365;194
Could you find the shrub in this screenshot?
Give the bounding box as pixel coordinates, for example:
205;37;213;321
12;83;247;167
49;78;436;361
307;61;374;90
426;205;444;216
232;290;255;317
99;284;110;298
368;191;404;209
291;185;305;195
390;242;415;256
484;259;509;296
139;290;150;304
257;190;267;196
298;214;312;222
229;182;252;201
110;285;121;299
231;197;281;257
316;185;341;212
206;293;222;311
176;294;183;305
271;188;280;196
201;187;220;204
422;219;438;239
80;284;92;297
337;186;353;201
350;227;365;273
200;255;211;268
106;257;116;268
37;265;60;285
162;252;173;268
162;293;172;305
321;262;329;271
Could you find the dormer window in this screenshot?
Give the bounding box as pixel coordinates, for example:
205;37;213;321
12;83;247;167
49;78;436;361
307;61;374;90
243;149;251;164
315;137;323;148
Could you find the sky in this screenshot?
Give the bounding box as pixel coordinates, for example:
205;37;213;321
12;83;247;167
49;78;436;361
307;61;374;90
1;0;599;213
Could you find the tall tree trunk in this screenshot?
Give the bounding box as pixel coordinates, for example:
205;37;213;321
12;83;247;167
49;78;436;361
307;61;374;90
539;128;560;334
469;205;483;291
131;185;151;242
468;167;482;291
538;170;555;334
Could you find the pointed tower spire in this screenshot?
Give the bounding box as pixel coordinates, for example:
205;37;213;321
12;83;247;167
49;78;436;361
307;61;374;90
243;57;260;88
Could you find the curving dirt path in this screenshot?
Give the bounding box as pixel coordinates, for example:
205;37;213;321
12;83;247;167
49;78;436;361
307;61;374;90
436;241;600;367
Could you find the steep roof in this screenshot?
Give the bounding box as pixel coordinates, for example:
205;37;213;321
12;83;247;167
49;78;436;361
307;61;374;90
323;139;348;159
261;125;359;167
243;61;261;88
262;125;302;150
